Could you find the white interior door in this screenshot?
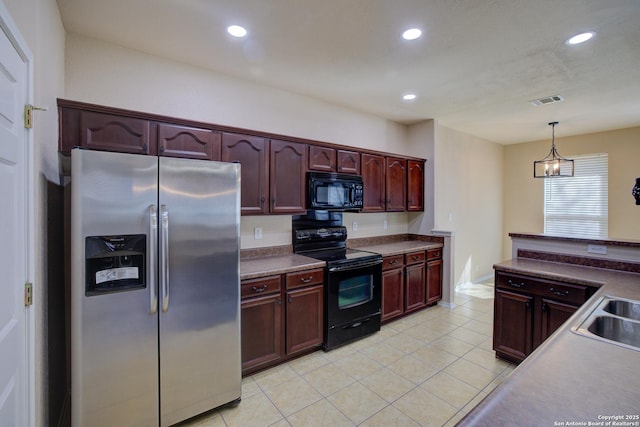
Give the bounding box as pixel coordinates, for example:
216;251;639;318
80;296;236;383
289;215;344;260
0;18;30;427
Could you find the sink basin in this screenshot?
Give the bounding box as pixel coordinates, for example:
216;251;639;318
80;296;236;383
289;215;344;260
572;296;640;351
603;299;640;321
587;316;640;348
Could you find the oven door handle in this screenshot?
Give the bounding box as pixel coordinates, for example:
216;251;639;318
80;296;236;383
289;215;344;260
328;259;383;272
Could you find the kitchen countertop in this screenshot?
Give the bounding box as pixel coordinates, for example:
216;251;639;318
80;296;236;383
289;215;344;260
240;254;325;281
353;240;443;257
459;258;640;426
241;240;444;281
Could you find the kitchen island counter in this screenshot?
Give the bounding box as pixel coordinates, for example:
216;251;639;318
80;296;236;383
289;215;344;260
460;257;640;426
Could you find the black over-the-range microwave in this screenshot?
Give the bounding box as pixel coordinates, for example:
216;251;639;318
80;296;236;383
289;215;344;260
307;171;364;211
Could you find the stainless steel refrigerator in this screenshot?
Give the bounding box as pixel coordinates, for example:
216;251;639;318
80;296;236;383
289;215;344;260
70;148;241;426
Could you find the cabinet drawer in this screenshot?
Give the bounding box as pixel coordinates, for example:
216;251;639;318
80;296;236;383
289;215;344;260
427;248;442;260
382;255;404;271
241;276;281;299
405;251;426;265
496;272;589;306
286;268;324;290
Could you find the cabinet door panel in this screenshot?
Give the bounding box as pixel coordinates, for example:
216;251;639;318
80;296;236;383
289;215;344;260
407;160;425;211
494;289;533;363
221;133;269;214
286;285;323;354
540;299;578;343
308;146;336;171
337;150;360;174
270;140;307;214
80;111;153;155
158;123;220;161
361;153;385;212
386;157;406;212
426;259;443;304
241;294;284;373
382;268;404;322
405;263;426;313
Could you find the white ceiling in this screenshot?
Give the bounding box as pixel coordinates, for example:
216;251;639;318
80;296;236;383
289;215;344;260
56;0;640;144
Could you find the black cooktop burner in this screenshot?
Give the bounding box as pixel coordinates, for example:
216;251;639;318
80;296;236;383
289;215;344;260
302;247;381;267
292;224;381;267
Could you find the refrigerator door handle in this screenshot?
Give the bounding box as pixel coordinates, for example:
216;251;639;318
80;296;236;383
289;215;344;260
160;204;170;312
149;205;158;314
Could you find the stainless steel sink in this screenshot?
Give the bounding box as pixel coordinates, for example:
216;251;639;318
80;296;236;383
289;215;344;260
586;316;640;348
572;296;640;351
602;299;640;321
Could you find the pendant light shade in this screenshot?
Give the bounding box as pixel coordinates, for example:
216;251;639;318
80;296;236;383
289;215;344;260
533;122;574;178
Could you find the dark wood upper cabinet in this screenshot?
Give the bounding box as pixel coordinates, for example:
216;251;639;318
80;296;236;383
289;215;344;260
337;150;360;174
361;153;385;212
308;146;336;172
58;100;427;215
80;111;154;155
269;140;307;214
158;123;220;161
221;132;269;215
407;160;425;212
386;157;406;212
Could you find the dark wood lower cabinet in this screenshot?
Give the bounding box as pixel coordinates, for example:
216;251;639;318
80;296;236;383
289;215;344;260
540;298;579;343
381;248;442;323
493;289;533;363
240;293;284;372
286;285;323;355
382;267;404;321
405;262;426;313
493;270;593;364
426;258;443;304
241;268;324;375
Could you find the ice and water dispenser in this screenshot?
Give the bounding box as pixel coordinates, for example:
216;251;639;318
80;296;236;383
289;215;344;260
85;234;146;296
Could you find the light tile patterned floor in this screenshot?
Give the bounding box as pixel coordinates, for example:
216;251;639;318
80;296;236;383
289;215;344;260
183;283;515;427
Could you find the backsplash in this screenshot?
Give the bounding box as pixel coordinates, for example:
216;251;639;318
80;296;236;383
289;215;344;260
240;212;411;250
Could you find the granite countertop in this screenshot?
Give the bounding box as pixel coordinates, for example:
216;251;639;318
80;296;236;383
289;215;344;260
460;258;640;426
354;240;443;257
240;254;325;281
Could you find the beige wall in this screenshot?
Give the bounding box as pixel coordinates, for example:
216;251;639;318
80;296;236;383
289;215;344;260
3;0;65;425
503;126;640;259
434;123;505;286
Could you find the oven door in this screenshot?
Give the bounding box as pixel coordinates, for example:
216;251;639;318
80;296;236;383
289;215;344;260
325;258;382;329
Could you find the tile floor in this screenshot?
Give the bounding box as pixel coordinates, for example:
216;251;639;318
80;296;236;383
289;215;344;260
184;282;515;427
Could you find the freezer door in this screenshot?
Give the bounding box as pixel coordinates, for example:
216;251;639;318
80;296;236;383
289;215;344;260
71;149;159;427
158;157;241;426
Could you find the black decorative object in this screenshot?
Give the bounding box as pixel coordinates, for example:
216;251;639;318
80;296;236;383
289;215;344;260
633;177;640;205
533;122;574;178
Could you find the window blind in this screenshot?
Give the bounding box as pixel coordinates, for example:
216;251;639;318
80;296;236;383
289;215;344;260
544;153;608;238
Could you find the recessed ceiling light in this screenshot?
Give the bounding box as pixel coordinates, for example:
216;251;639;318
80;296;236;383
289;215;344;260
227;25;247;38
403;94;417;101
402;28;422;41
566;31;595;45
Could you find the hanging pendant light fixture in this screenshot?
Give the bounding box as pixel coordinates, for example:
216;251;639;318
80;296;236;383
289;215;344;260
533;121;574;178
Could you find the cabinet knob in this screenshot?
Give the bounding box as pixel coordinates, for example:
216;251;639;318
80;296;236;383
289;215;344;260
251;285;267;293
288;296;292;303
300;276;312;284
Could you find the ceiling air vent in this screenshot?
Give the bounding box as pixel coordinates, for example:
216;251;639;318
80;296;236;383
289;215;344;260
529;95;564;106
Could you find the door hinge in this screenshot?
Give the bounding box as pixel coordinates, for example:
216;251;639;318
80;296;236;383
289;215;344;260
24;282;33;307
24;104;48;129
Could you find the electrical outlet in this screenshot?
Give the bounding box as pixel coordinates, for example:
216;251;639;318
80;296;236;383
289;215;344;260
383;220;388;230
352;221;358;231
254;227;262;239
587;244;607;255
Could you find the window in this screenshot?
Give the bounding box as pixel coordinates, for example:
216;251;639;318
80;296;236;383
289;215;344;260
544;153;608;238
